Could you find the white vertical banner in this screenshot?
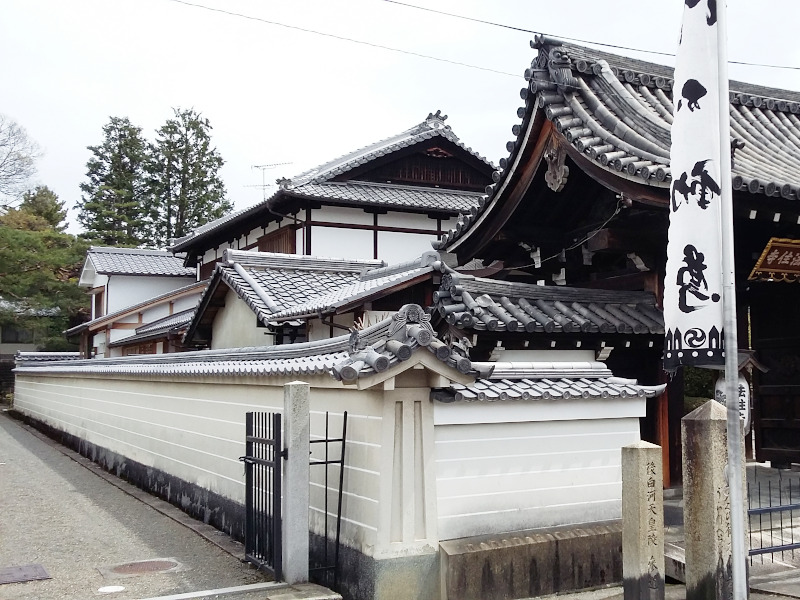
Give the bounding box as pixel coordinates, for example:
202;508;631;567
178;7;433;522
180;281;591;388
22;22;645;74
663;0;726;372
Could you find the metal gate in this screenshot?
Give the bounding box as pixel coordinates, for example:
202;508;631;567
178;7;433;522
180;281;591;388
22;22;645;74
309;411;348;589
748;471;800;562
240;412;283;579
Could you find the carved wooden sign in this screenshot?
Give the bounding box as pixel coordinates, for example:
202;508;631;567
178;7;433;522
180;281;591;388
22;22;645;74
749;237;800;281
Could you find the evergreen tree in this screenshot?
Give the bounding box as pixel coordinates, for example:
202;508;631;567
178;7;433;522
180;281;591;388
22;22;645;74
144;108;231;247
0;200;88;350
77;117;147;246
19;186;67;231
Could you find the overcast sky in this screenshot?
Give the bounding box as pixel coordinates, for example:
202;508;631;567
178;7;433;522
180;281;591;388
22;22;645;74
3;0;800;237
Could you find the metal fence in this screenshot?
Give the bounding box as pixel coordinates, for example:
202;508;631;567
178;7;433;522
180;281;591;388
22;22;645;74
309;411;348;590
240;412;283;579
747;471;800;563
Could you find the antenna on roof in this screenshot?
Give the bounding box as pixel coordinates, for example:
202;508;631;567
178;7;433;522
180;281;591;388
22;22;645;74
249;163;293;202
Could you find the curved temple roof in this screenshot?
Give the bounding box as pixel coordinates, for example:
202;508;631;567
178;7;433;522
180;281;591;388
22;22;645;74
434;272;664;335
438;36;800;252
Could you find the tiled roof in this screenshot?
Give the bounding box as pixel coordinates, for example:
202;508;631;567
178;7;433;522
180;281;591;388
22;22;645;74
107;309;196;348
216;250;384;324
437;36;800;250
15;352;82;364
288;181;482;214
65;281;206;337
268;252;440;322
437;360;665;402
289;110;493;186
87;246;195;277
19;304;488;382
171;112;491;253
434;272;663;335
183;250;386;343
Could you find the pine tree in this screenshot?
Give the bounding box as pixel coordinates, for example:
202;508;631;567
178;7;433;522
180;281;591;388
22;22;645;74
19;186;67;231
77;117;147;246
144;108;232;248
0;200;88;350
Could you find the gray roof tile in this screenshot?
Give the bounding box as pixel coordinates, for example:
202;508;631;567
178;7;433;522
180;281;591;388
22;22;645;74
289;181;482;213
434;272;663;335
171;113;492;252
438;37;800;251
88;246;195;277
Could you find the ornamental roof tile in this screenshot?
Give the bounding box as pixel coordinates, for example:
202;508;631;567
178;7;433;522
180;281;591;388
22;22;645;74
437;37;800;251
87;246;195;277
434;272;663;335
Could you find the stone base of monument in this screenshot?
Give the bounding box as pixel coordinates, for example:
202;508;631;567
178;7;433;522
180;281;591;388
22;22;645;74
439;520;623;600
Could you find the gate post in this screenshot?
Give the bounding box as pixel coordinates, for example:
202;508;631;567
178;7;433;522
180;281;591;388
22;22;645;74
283;381;310;584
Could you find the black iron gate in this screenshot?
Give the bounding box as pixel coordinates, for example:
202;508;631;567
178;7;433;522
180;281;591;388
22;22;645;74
309;411;348;589
240;412;283;579
748;471;800;562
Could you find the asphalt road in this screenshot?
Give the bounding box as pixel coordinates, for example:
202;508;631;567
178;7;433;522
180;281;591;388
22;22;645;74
0;410;269;600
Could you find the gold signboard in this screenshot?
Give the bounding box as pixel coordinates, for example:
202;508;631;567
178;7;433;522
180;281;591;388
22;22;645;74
749;237;800;282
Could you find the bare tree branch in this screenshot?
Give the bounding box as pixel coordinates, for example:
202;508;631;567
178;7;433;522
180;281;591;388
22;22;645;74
0;114;40;203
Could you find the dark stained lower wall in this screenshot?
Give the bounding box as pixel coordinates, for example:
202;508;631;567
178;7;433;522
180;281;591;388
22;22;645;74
10;410;247;542
440;521;623;600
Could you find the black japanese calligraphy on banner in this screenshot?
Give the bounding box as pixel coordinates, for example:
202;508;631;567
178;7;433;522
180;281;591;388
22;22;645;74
663;0;725;371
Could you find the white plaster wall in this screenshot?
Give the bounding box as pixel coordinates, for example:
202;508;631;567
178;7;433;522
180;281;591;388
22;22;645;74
310;226;374;260
211;289;272;349
307;313;355;342
377;231;439;264
376;212;437;230
314;206;373;226
12;372;390;557
106;276;195;314
433;398;644;540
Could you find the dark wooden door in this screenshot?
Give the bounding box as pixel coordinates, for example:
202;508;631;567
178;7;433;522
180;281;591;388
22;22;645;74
749;285;800;468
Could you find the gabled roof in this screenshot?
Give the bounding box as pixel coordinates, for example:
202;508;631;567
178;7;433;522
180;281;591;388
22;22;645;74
19;304;488;385
170;112;493;256
437;360;665;402
65;280;206;337
268;252;440;322
85;246;195;277
184;250;386;345
289;110;493;186
438;36;800;252
434;272;664;335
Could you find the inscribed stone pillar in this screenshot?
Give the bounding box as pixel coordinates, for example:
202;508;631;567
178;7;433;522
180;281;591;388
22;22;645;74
283;381;310;584
682;400;737;600
622;441;665;600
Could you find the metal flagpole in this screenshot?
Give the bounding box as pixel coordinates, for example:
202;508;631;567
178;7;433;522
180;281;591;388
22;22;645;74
716;3;748;599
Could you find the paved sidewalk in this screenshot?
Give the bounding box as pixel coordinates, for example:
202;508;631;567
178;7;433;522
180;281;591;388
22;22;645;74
0;410;339;600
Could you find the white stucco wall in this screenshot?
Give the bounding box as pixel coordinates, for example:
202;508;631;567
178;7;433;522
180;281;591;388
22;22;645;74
106;275;195;315
432;396;644;540
210;289;273;349
11;370;419;557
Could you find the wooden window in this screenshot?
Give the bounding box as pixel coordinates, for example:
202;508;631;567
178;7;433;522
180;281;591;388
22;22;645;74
258;227;296;254
94;289;105;318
